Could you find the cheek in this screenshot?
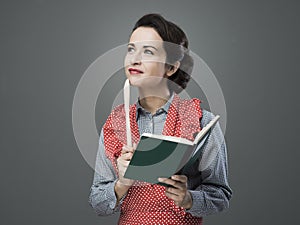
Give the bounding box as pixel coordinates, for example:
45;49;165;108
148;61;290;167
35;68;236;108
154;63;167;75
124;55;130;67
144;62;165;75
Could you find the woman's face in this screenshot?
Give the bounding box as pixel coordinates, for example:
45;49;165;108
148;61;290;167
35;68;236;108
124;27;169;89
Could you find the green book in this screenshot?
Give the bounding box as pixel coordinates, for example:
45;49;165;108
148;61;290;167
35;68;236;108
124;115;220;185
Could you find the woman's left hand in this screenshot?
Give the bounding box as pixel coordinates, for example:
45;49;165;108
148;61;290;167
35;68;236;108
158;175;193;209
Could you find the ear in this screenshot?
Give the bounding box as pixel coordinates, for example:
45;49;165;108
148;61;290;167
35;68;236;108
166;61;180;77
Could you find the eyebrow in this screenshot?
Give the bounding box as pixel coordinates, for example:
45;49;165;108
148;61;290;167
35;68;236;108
128;43;158;51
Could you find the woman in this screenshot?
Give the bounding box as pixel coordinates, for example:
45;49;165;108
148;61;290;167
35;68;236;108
89;13;232;224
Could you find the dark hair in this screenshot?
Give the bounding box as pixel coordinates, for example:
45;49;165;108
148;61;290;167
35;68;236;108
132;13;194;94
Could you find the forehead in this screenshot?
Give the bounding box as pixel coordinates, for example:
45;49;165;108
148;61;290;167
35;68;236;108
129;27;163;43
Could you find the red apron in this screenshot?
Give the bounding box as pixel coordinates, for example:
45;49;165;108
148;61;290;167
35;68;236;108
104;94;203;224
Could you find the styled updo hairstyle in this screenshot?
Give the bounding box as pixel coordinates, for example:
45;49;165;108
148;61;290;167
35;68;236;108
132;13;194;94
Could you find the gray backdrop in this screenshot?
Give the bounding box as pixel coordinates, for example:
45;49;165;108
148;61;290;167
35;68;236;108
1;0;299;224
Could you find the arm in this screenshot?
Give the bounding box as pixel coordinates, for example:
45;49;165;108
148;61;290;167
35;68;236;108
114;144;137;205
156;110;232;217
88;129;124;216
185;110;232;217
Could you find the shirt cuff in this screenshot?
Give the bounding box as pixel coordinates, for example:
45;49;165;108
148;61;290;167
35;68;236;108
106;180;119;210
185;190;204;217
107;179;127;211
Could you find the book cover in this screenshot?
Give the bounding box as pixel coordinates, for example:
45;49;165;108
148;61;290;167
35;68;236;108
123;115;220;185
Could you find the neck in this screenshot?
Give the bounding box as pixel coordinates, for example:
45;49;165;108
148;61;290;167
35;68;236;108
138;87;171;115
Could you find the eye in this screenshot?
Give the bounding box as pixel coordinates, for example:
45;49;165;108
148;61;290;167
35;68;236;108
144;49;154;55
127;46;135;53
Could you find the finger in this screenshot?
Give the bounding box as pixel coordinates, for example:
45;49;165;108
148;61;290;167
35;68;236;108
121;146;130;153
158;177;178;188
171;175;188;190
158;177;186;190
165;186;183;196
117;153;132;161
165;191;186;207
165;191;182;203
122;145;135;154
120;152;133;160
171;175;188;183
133;142;137;150
165;191;177;200
118;159;130;168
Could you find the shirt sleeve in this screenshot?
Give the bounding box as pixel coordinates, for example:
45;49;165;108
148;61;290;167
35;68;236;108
88;129;124;216
185;110;233;217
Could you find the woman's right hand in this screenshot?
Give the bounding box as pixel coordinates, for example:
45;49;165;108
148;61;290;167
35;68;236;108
116;143;137;186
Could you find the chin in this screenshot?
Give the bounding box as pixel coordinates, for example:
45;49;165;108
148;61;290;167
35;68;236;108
128;76;144;87
127;75;165;88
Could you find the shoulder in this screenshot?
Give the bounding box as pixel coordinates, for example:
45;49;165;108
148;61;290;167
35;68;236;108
174;95;202;117
103;104;125;129
176;95;201;107
110;104;125;116
176;95;214;126
103;103;137;130
200;109;216;127
105;103;128;121
109;103;137;116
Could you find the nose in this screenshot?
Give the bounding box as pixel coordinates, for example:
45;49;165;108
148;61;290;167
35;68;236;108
130;51;142;65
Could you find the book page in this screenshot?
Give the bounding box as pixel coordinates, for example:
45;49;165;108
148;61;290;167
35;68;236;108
193;115;220;145
141;133;193;145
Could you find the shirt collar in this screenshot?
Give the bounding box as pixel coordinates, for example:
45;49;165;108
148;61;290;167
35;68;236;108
135;92;175;121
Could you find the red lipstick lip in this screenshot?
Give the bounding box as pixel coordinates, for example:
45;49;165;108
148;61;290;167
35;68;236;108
128;68;143;74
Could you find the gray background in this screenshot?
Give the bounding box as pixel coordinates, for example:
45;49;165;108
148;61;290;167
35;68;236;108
1;0;299;224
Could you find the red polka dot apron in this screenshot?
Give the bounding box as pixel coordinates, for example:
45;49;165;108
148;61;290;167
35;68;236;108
104;94;203;224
